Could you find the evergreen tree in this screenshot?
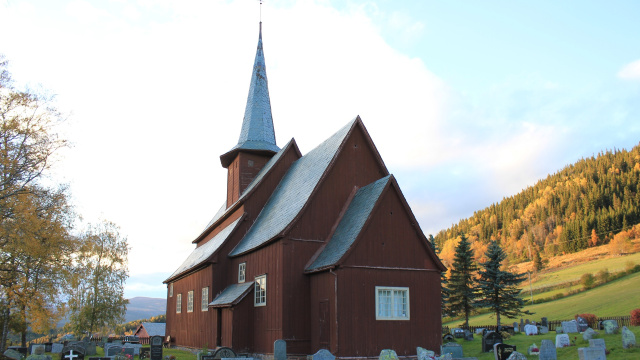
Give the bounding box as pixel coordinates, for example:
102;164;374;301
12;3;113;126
477;241;532;328
429;234;450;317
533;250;544;272
447;234;478;328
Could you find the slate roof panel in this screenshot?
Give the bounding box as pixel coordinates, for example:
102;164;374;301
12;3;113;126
209;282;254;307
306;175;390;272
167;217;242;281
140;323;166;337
229;119;356;256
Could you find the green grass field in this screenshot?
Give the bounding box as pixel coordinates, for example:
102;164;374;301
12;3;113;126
453;327;640;360
445;271;640;327
529;252;640;290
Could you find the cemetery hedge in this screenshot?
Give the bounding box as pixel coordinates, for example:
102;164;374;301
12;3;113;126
455;326;640;359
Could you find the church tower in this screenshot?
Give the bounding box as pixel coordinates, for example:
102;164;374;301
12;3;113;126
219;23;280;207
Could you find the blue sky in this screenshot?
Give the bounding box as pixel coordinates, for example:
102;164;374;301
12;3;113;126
1;0;639;299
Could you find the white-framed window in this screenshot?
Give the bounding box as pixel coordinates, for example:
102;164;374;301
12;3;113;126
201;287;209;312
176;294;182;314
254;275;266;307
239;263;246;283
375;286;409;320
169;283;173;297
187;290;194;312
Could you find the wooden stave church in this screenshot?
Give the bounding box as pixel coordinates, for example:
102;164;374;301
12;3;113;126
163;23;445;357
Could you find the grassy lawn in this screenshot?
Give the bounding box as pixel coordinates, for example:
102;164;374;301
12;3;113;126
452;327;640;360
445;271;640;327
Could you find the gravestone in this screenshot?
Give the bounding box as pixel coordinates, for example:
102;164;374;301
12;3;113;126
582;328;597;340
576;317;589;332
149;336;163;360
51;344;64;354
31;346;46;355
415;347;435;360
439;343;462;359
200;356;215;360
60;347;85;360
589;339;606;351
476;328;485;335
140;349;151;360
519;319;524;331
555;334;570;348
513;322;518;333
539;326;549;334
602;320;618;334
378;349;398;360
123;344;142;356
312;349;335;360
541;317;548;327
525;319;530;325
464;330;474;341
482;331;503;352
28;354;53;360
453;328;465;338
577;347;606;360
561;320;579;334
83;343;96;357
539;340;557;360
493;343;516;360
274;340;287;360
524;324;538;335
212;348;236;359
622;326;636;349
122;348;134;357
44;344;53;353
442;334;454;342
9;348;28;357
4;349;24;360
555;326;563;334
505;352;526;360
105;346;123;357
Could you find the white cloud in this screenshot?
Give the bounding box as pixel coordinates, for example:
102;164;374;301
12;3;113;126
618;59;640;81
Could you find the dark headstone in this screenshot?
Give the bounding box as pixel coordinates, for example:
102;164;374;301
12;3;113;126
494;343;516;360
51;344;64;354
105;346;123;357
482;331;503;352
453;328;465;339
541;317;548;327
212;348;236;359
149;336;163;360
44;344;53;353
60;347;85;360
442;334;454;342
576;316;589;332
464;330;474;341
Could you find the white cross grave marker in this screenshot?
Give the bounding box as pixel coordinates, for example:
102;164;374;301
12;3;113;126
64;350;80;360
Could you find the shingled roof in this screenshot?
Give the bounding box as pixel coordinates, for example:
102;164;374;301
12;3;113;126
220;23;279;168
229;118;357;256
137;323;166;337
306;175;391;272
165;216;243;282
209;282;254;308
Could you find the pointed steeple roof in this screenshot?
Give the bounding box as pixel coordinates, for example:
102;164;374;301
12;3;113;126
220;22;280;168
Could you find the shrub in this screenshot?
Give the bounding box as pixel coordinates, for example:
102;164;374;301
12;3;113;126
575;313;597;327
500;331;511;340
596;269;610;284
631;309;640;326
580;273;595;288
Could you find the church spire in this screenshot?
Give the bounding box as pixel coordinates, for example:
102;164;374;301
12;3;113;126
220;22;280;168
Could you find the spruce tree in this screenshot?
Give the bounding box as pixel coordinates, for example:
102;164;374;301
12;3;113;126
477;240;532;328
447;234;478;328
429;234;450;317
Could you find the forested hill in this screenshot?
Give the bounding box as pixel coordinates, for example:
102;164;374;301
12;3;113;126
434;142;640;267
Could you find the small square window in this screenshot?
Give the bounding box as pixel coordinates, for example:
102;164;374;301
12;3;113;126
239;263;246;283
176;294;182;314
375;286;409;320
201;287;209;312
187;290;194;313
254;275;266;307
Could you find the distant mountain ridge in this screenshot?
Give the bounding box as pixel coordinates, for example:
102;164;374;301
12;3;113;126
434;143;640;266
125;297;166;323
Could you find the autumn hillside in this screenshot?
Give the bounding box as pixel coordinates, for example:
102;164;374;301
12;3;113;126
434;142;640;267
